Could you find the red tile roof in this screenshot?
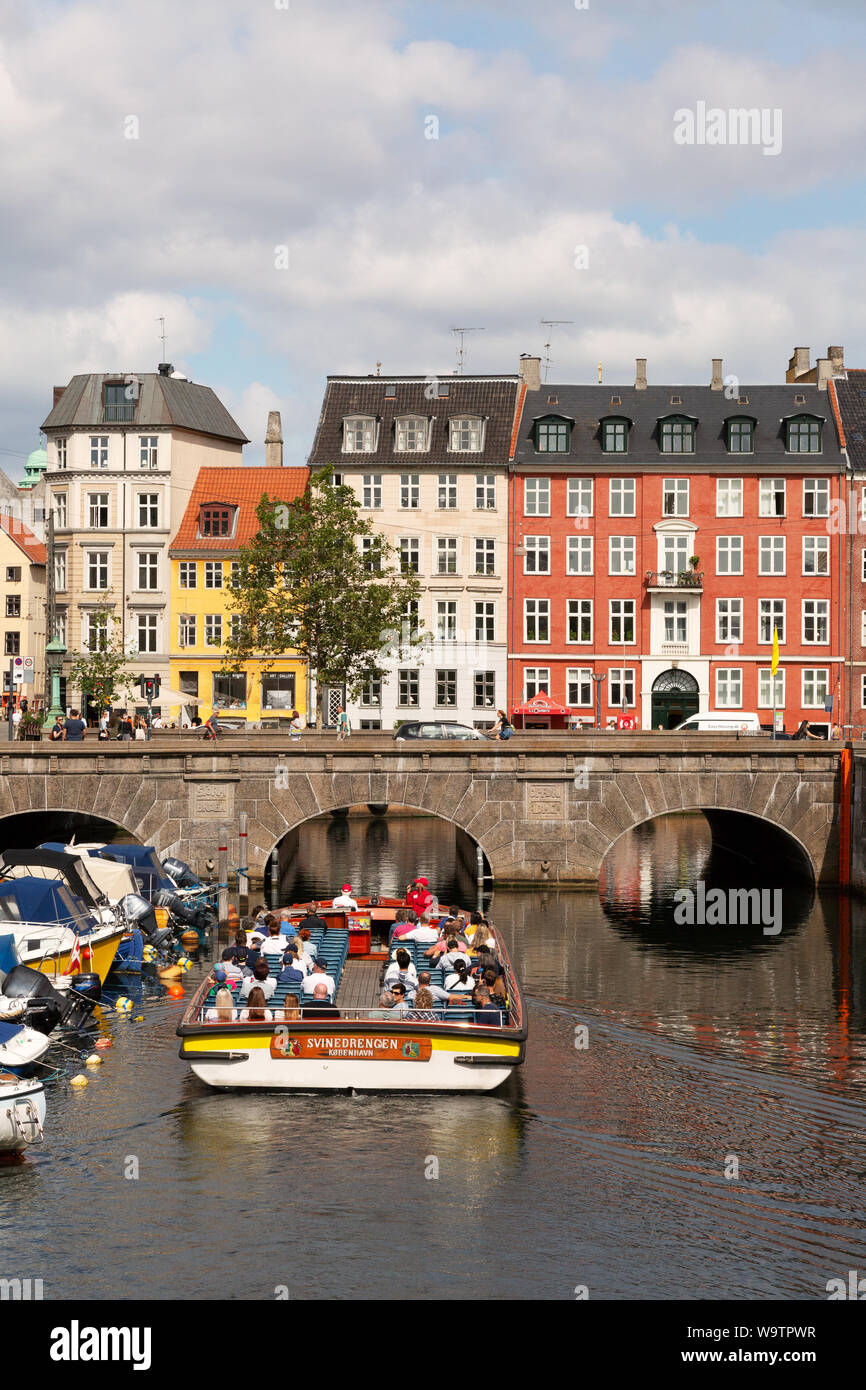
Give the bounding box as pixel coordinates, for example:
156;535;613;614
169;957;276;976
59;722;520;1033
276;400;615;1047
0;514;47;564
169;467;309;553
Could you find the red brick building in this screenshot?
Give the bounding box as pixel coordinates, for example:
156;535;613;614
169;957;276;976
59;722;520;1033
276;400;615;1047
508;352;847;732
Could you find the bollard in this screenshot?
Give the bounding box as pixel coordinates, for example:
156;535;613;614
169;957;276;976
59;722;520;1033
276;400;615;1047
218;825;229;934
238;811;249;918
476;843;484;913
270;844;280;910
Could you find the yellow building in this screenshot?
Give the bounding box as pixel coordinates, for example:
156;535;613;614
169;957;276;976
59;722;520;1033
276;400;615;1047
167;465;309;727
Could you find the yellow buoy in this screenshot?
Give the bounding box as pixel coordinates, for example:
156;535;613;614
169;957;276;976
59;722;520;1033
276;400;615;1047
115;996;134;1012
158;965;182;980
85;1054;102;1068
134;1015;144;1021
177;957;193;973
70;1074;89;1088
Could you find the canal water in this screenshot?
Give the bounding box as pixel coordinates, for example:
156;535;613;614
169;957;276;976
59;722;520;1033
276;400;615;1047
2;811;865;1301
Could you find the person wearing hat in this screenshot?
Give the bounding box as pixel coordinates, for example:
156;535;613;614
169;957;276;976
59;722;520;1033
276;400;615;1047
332;883;358;911
407;877;434;920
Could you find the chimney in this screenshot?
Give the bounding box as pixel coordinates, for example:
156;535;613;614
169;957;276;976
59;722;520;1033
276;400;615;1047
157;362;173;377
711;358;723;391
816;357;832;392
635;358;647;391
265;410;283;467
519;354;541;392
828;345;845;373
786;347;811;382
53;386;65;407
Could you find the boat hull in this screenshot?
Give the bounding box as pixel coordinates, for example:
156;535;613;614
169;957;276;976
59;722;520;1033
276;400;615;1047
0;1077;46;1151
16;926;126;984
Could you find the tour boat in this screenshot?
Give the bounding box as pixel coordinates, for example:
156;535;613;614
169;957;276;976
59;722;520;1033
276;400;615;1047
0;1071;46;1153
178;897;526;1092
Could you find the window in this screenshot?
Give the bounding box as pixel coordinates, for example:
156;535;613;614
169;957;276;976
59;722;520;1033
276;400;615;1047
204;561;223;588
229;614;244;644
727;418;754;453
759;479;785;517
400;474;420;508
803;536;829;575
437;537;458;575
759;536;785;575
4;632;19;656
360;676;381;706
332;472;343;488
663;479;689;517
137;551;159;590
716;598;742;643
716;478;743;517
660;417;695;453
536;419;570;453
567;599;592;644
103;382;134;422
52;493;68;527
524;536;550;574
567;668;593;706
802;669;828;707
138;493;159;527
803;479;829;517
716;536;743;575
362;475;382;509
136;614;157;652
567;535;593;574
5;595;20;618
601;419;628;453
664;600;688;643
474;671;496;708
139;436;158;469
449;417;482;451
343;417;377;452
90;436;109;469
53;611;67;646
661;535;690;574
786;416;822;453
524;599;549;642
475;602;495;643
609;536;636;575
399;538;420;574
54;551;67;591
204;614;222;647
88;493;109;528
436;669;457;707
567;479;593;518
179;562;197;588
759;600;785;644
436;600;457;641
475;474;496;509
213;672;246;709
4;566;19;585
609;478;636;516
610;599;635;644
395;417;427;452
398;669;419;706
474;538;495;575
524;478;550;515
401;601;420;642
359;719;382;730
83;613;108;653
85;551;109;589
862;673;866;709
609;669;634;707
361;537;382;573
179;615;196;646
803;599;829;644
56;438;67;469
257;672;296;711
524;668;549;698
758;669;785;709
716;668;742;707
438;474;457;509
200;506;232;537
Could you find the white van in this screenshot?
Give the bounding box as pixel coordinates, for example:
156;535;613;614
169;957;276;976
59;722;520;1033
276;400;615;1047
674;711;761;734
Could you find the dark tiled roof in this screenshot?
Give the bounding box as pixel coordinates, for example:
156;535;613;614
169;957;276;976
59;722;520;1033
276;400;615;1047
169;467;309;553
512;383;845;466
41;374;249;443
831;373;866;470
308;376;520;467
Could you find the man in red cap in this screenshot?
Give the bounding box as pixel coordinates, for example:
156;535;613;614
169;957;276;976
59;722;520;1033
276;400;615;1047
406;877;434;919
332;882;358;911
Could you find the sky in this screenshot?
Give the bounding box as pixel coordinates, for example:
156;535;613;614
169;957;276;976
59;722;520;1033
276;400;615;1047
2;0;866;471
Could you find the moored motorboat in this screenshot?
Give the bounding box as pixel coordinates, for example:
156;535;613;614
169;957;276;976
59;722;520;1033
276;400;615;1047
0;1071;45;1153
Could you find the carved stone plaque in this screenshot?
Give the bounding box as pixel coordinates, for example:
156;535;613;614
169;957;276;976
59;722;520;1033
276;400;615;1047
190;783;234;820
525;782;566;822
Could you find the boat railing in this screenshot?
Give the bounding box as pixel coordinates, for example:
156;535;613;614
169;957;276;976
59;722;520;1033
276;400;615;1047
189;1002;518;1030
9;908;120;977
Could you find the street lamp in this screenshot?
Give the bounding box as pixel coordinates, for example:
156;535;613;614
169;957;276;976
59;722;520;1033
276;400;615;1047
43;635;67;731
592;672;607;730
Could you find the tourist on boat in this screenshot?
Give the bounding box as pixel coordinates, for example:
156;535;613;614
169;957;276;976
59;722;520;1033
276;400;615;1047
296;909;326;944
390;907;420;940
280;993;301;1021
482;967;508;1003
277;951;305;987
472;985;505;1025
219;949;244;981
260;918;288;955
416;970;451;1007
301;983;340;1019
406;877;434;918
439;940;471;973
290;931;316;967
406;987;438;1022
384;948;418;997
332;883;358;911
206;988;237;1023
368;989;397;1019
241;959;277;1001
444;961;475;995
239;986;273;1022
388;982;411;1016
301;960;336;1000
394;916;439;944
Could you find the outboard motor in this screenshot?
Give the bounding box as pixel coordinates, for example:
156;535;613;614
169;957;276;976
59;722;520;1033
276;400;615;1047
161;857;201;889
154;888;198;927
0;964;95;1033
120;893;174;950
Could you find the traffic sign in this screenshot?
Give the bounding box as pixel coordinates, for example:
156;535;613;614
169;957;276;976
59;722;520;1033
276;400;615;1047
22;657;33;669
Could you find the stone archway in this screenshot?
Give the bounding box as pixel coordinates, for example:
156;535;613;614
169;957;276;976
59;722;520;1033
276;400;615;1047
651;668;699;730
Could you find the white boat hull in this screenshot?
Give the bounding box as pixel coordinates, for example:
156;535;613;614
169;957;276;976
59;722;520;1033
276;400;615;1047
0;1078;46;1152
0;1025;52;1075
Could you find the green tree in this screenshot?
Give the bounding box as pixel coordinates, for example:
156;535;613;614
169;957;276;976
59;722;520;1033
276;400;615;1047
67;604;138;713
224;468;424;727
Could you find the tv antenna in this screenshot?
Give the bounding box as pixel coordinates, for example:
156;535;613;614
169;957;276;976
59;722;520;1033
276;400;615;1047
157;315;167;361
540;320;573;382
451;326;485;374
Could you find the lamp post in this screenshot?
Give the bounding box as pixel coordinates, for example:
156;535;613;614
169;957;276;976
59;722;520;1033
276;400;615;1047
43;636;67;731
592;672;606;730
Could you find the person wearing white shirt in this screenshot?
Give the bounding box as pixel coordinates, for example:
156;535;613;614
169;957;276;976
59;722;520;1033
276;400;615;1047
241;965;276;1001
397;923;440;944
332;883;358;911
444;963;475;994
301;963;337;1000
384;948;418;998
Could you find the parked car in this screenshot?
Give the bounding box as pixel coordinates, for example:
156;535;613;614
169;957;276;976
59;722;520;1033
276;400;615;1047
674;712;761;734
394;721;488;741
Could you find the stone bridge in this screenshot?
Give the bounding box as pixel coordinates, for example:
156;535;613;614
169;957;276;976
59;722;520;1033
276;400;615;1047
0;735;845;887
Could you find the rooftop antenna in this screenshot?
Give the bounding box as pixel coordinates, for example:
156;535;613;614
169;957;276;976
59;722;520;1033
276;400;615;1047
450;326;485;374
157;315;167;361
540;320;573;382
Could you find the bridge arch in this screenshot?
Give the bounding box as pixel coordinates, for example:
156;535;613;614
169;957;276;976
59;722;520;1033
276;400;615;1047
0;807;140;852
600;806;815;886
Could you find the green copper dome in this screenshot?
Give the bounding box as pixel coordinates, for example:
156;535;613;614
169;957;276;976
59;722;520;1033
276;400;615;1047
21;445;48;488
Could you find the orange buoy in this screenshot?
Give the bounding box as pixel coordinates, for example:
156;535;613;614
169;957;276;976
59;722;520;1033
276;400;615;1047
227;905;239;931
94;1037;112;1050
180;930;199;948
167;983;185;998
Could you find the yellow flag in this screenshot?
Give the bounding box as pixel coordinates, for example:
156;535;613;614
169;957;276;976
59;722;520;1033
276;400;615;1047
771;625;779;677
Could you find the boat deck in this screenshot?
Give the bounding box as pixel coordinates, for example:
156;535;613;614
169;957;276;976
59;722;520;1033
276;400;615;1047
337;961;383;1010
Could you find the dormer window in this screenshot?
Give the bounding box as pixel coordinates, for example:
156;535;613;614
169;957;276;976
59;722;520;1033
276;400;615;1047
659;415;696;453
394;416;428;452
103;381;134;423
726;417;755;453
786;414;822;454
449;417;483;452
534;416;571;453
600;417;630;454
199;505;235;538
343;416;377;452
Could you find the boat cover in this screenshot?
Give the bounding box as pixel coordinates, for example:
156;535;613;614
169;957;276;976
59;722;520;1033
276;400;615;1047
0;850;104;907
0;878;99;934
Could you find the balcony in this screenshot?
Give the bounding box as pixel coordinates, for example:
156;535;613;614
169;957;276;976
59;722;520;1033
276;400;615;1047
658;642;690;657
645;569;703;592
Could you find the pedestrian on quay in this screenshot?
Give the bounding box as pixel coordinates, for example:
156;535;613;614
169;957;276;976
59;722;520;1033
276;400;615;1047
48;714;65;741
63;708;87;742
117;709;134;742
336;705;350;740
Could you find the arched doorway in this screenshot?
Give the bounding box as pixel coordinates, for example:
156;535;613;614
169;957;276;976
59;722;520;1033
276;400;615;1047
651;669;699;729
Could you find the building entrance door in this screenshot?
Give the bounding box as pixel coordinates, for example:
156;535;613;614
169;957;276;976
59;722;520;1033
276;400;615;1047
651;669;699;729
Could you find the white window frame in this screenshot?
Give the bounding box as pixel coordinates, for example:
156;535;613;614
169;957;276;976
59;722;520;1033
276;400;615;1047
566;667;593;707
567;478;593;518
609;535;636;575
716;478;743;518
395;417;428;453
758;536;786;576
759;479;786;517
758;669;785;709
85;550;109;590
524;598;550;643
567;535;593;574
449;417;483;452
716;598;742;644
136;613;158;653
362;474;382;509
802;669;829;708
524;667;550;699
137;551;159;591
803;478;830;518
524;478;550;517
524;535;550;574
567;598;593;645
343;417;377;452
716;535;743;575
715;668;742;708
663;478;689;517
802;599;830;645
179;561;197;589
609;668;635;708
436;537;458;576
610;599;636;645
803;536;829;576
475;474;496;509
609;478;636;517
399;474;420;509
758;599;786;645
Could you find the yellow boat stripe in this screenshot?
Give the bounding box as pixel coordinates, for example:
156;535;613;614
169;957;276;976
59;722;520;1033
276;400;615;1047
184;1032;520;1058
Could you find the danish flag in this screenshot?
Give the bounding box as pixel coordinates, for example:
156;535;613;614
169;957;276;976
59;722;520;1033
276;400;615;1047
68;935;82;975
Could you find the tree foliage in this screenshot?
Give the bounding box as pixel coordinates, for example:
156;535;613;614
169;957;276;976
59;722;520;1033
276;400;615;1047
67;603;139;711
